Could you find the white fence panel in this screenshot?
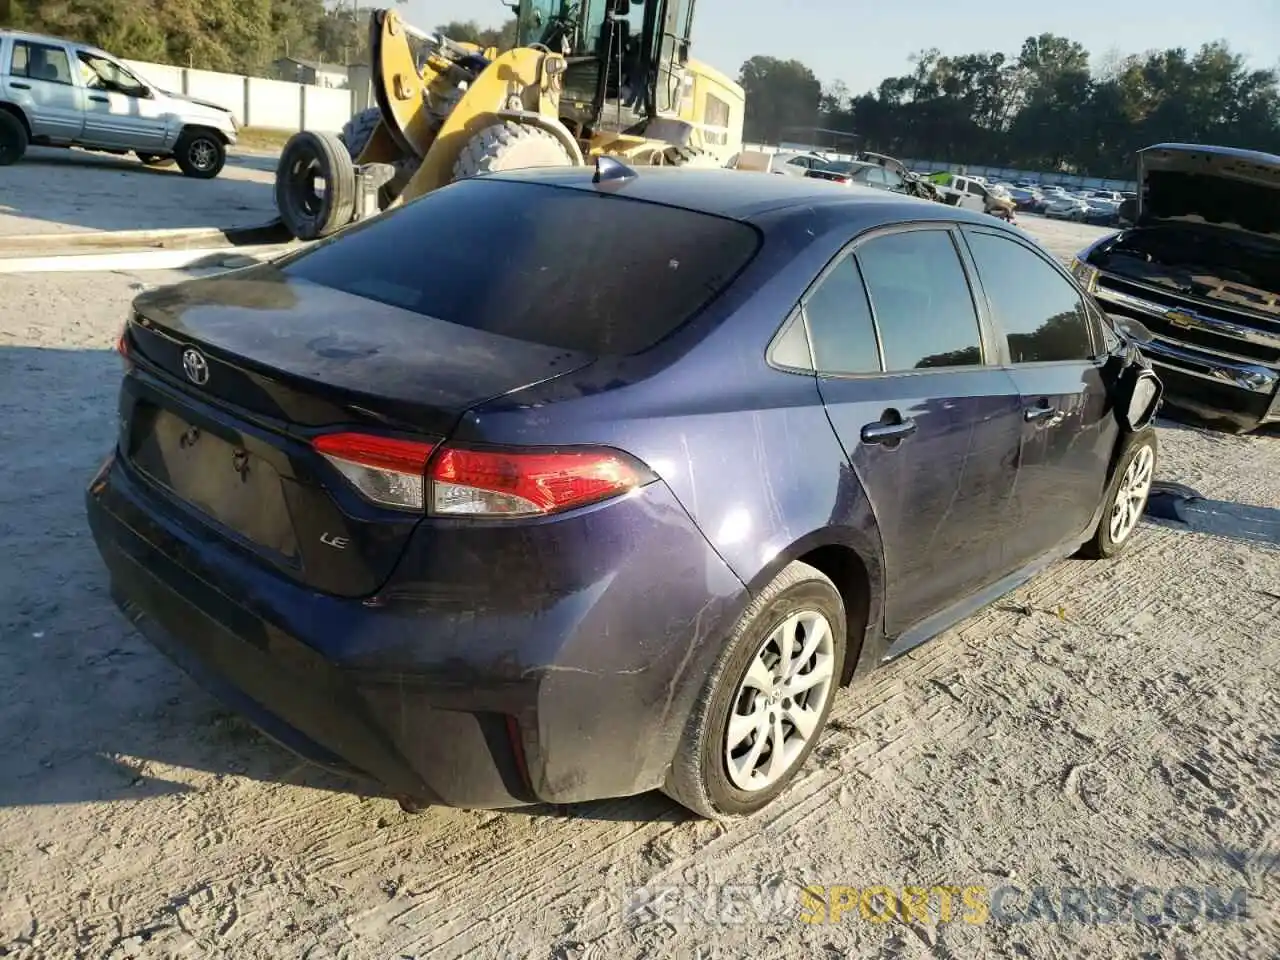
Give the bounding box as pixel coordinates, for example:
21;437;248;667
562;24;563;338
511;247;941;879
302;86;351;133
116;59;360;134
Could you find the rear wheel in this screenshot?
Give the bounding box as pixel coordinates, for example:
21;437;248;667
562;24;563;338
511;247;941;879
275;130;356;241
0;111;29;166
452;121;577;180
339;106;419;206
175;130;226;179
663;561;847;819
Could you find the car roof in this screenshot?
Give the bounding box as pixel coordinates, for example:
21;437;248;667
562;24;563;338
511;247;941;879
488;166;992;224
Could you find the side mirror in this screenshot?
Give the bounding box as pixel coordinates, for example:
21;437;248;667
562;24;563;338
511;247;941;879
1118;197;1137;225
1109;313;1154;345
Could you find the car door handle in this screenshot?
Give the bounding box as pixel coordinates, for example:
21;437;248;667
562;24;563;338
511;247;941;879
88;95;110;103
1024;404;1059;422
10;82;30;90
861;415;918;445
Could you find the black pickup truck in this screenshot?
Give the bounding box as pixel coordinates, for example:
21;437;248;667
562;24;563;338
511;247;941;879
1071;143;1280;433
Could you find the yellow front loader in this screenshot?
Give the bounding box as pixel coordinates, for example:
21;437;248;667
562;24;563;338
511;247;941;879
274;1;745;240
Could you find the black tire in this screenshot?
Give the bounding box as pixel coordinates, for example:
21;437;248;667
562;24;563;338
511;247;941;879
0;110;29;166
339;106;382;160
452;121;576;180
339;106;419;206
274;130;356;241
174;129;226;179
663;561;847;819
662;145;722;168
136;152;174;167
1079;427;1159;559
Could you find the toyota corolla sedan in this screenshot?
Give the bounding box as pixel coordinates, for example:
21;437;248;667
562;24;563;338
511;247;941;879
87;166;1162;819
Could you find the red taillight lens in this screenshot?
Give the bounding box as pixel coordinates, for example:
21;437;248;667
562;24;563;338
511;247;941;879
312;432;653;518
312;432;439;511
117;323;132;366
428;446;651;517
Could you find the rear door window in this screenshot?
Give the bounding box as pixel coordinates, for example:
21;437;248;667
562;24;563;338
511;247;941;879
855;229;985;371
281;178;761;356
803;255;881;374
963;230;1097;362
11;41;74;85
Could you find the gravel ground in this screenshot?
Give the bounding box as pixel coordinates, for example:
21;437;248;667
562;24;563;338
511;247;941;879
0;216;1277;959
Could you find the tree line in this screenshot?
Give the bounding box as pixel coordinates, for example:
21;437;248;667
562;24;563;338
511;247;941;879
4;4;1274;178
0;1;401;76
740;34;1280;177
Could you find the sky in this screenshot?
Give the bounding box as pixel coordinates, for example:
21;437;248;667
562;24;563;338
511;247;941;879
403;0;1279;94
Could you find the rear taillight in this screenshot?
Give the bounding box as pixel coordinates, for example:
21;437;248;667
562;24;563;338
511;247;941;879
312;432;439;511
117;322;132;368
312;433;653;518
429;446;651;517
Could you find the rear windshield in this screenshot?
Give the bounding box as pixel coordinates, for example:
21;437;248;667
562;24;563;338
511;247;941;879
281;177;761;356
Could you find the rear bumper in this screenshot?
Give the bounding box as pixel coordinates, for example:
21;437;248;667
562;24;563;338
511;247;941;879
87;451;747;809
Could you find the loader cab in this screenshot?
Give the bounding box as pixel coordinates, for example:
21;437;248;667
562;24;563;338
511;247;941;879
515;0;694;137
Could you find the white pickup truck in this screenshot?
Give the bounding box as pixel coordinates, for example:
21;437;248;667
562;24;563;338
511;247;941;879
924;172;1015;216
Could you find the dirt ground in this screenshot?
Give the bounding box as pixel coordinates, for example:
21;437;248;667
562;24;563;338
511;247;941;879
0;173;1277;959
0;147;279;237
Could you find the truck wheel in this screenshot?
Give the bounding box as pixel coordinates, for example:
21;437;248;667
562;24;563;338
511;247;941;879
175;130;226;179
275;130;356;241
0;111;28;166
452;121;576;180
662;145;722;168
663;561;847;819
340;107;419;206
339;107;383;160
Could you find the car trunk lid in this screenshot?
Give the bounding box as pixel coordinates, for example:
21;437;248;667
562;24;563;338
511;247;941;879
123;265;594;597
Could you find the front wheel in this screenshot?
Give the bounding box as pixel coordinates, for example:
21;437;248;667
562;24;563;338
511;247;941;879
1079;427;1158;559
175;130;226;179
663;561;847;819
452;121;577;180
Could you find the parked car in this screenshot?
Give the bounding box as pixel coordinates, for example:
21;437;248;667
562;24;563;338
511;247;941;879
1045;196;1091;220
1073;142;1280;433
0;29;238;176
87;166;1162;819
733;149;829;177
1006;187;1047;213
806;158;910;192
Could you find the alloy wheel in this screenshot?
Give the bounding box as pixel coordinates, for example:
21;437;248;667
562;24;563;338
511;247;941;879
724;610;836;792
1109;444;1155;544
189;139;218;172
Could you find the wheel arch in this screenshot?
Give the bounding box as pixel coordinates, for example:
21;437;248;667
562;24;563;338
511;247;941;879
743;527;886;686
180;123;230;145
0;102;31;136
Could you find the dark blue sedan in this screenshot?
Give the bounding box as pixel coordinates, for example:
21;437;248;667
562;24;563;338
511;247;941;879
86;166;1162;818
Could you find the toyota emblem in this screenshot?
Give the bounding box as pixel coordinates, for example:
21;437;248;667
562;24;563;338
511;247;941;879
181;347;210;386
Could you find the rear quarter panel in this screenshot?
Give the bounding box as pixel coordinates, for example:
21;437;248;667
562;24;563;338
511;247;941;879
460;206;889;652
